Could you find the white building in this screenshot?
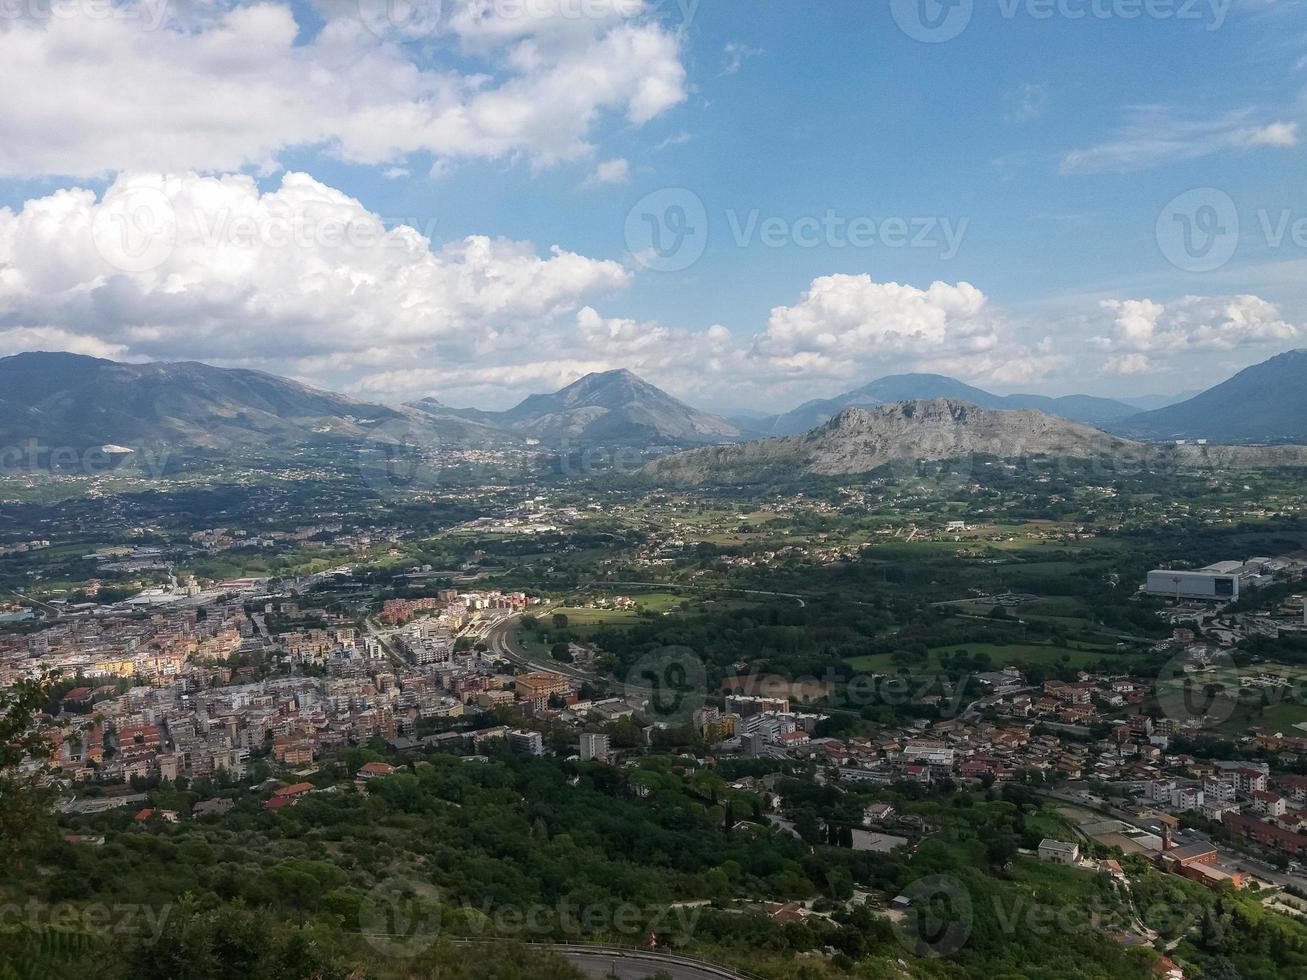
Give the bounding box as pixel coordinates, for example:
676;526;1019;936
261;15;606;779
508;729;544;756
579;733;610;762
1038;839;1080;865
1145;568;1239;602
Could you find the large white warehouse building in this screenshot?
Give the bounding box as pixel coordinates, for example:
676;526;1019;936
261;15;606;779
1145;568;1240;601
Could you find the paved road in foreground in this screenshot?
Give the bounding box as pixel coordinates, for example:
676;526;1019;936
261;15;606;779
450;941;752;980
563;948;748;980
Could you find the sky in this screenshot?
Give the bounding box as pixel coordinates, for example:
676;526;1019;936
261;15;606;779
0;0;1305;414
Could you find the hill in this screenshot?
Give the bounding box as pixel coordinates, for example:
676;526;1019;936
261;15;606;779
0;352;508;453
1111;349;1307;443
747;373;1137;436
412;369;740;446
643;398;1149;485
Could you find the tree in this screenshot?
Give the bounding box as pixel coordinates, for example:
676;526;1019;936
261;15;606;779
550;642;573;663
0;674;56;865
551;612;570;630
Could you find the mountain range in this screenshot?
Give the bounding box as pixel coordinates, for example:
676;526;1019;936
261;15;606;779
0;352;509;453
643;398;1307;486
408;368;739;446
2;348;1305;457
1111;349;1307;444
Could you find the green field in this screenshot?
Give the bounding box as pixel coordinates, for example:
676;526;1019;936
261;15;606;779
846;641;1119;673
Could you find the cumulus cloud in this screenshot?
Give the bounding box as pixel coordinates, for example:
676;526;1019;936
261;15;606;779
1094;295;1298;354
0;0;686;179
755;275;996;379
1104;353;1152;375
0;171;630;385
3;171;1298;410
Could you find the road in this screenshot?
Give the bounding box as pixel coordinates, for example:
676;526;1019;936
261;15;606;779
484;609;597;684
585;580;806;608
562;948;747;979
450;942;752;980
362;616;411;672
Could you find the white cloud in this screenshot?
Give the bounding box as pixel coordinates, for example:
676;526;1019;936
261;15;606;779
720;41;763;76
1094;295;1298;354
583;158;630;186
0;0;686;179
756;276;996;375
1060;107;1299;175
1237;121;1299;147
2;170;1300;410
0;326;129;360
0;171;630;383
1104;353;1152;375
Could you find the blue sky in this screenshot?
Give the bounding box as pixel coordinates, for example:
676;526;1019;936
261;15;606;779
0;0;1303;412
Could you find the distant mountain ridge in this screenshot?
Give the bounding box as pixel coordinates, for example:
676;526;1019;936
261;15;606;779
6;348;1307;459
409;368;740;446
643;398;1150;484
1109;349;1307;443
743;373;1138;437
0;352;509;452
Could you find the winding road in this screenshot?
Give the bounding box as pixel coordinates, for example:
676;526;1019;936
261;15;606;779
452;941;754;980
